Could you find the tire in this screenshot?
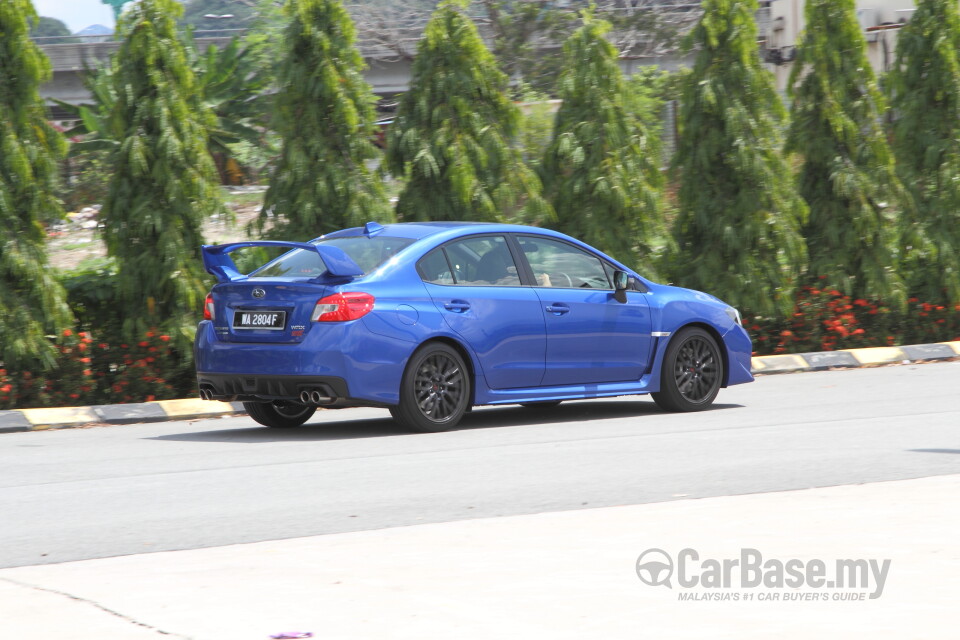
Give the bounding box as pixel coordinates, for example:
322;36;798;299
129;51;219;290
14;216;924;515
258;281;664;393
519;401;562;408
243;401;316;428
390;342;471;432
651;327;722;412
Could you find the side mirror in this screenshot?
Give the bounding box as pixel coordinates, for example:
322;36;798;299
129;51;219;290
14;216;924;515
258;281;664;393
613;270;629;304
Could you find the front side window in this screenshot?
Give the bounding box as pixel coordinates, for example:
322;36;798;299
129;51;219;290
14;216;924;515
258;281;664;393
518;236;611;289
418;235;521;286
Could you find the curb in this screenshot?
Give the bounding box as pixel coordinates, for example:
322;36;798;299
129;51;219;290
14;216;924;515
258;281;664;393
2;341;958;434
750;340;960;375
0;400;246;434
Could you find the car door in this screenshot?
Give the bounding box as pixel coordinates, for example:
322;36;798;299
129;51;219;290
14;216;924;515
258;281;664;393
515;234;653;386
418;235;547;390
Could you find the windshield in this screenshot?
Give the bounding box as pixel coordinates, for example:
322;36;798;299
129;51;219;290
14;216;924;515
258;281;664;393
251;236;415;277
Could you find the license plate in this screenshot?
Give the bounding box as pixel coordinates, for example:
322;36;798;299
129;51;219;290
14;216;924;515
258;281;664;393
233;310;286;330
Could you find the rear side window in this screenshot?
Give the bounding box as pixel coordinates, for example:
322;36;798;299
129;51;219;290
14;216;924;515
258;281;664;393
418;249;455;285
417;235;521;286
252;236;414;277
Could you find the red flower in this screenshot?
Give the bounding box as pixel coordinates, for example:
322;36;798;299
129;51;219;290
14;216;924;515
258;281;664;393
159;335;170;342
138;341;149;347
63;329;73;337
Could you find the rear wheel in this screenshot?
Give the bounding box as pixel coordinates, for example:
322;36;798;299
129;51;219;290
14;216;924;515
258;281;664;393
243;401;316;428
390;343;471;432
651;327;722;412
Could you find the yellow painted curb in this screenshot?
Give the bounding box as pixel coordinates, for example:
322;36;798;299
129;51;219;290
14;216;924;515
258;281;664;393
849;347;907;365
156;398;236;419
751;354;808;373
19;406;99;429
939;341;960;355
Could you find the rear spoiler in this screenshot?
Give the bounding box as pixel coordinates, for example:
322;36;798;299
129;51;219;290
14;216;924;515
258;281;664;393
201;241;364;283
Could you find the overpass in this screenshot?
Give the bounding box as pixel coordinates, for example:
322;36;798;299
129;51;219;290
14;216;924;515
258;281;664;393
36;26;688;113
37;33;418;110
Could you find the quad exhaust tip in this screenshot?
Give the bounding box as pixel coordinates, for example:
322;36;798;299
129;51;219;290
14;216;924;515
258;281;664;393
300;389;334;405
199;386;215;401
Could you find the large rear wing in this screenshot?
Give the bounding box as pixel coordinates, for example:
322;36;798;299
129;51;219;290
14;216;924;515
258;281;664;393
201;241;364;283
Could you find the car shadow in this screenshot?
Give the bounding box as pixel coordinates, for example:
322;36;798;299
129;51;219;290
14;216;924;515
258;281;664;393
149;399;743;443
908;448;960;455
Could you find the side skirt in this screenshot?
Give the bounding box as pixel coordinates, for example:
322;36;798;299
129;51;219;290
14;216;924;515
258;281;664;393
475;374;656;406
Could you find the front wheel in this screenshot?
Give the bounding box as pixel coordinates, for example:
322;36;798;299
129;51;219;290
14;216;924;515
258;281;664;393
651;327;722;412
243;401;316;428
390;343;471;432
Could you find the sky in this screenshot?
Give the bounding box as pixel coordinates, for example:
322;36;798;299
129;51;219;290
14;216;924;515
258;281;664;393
33;0;118;33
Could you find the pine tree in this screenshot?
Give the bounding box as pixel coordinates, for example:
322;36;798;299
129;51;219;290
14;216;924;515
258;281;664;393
101;0;223;346
887;0;960;306
540;10;665;273
257;0;389;240
386;0;550;223
671;0;806;318
0;0;74;371
785;0;903;305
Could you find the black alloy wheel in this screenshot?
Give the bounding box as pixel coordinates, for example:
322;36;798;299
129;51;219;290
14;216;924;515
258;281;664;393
651;327;722;412
244;401;316;428
390;342;471;432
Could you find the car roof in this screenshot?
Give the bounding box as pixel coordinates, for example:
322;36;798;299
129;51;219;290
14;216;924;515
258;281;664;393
319;221;559;242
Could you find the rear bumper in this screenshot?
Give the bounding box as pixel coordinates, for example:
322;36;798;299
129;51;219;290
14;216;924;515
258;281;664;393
196;373;350;403
194;319;412;405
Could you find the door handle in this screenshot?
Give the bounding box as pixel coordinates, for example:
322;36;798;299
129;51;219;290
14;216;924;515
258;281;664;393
545;303;570;315
443;300;471;313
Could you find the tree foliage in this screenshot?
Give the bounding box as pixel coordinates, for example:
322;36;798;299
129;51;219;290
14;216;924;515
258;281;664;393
386;0;549;223
786;0;903;305
540;10;664;272
671;0;805;317
189;34;274;182
0;0;75;371
257;0;389;240
476;0;577;95
886;0;960;306
100;0;223;346
29;16;73;40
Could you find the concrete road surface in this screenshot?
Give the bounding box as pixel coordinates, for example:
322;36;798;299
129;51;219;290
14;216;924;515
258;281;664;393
1;361;957;568
0;362;958;638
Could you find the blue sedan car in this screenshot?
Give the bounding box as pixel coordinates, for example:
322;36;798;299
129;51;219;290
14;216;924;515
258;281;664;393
195;222;753;431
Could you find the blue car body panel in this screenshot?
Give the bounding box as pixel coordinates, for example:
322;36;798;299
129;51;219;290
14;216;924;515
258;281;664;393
195;222;754;409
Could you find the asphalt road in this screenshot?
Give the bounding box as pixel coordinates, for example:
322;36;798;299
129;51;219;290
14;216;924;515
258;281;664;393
1;362;958;569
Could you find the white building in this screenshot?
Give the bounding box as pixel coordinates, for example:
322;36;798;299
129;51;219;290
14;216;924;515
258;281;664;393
758;0;920;89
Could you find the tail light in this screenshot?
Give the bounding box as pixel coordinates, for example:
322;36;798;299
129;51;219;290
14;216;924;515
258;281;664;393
311;292;375;322
204;293;215;320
